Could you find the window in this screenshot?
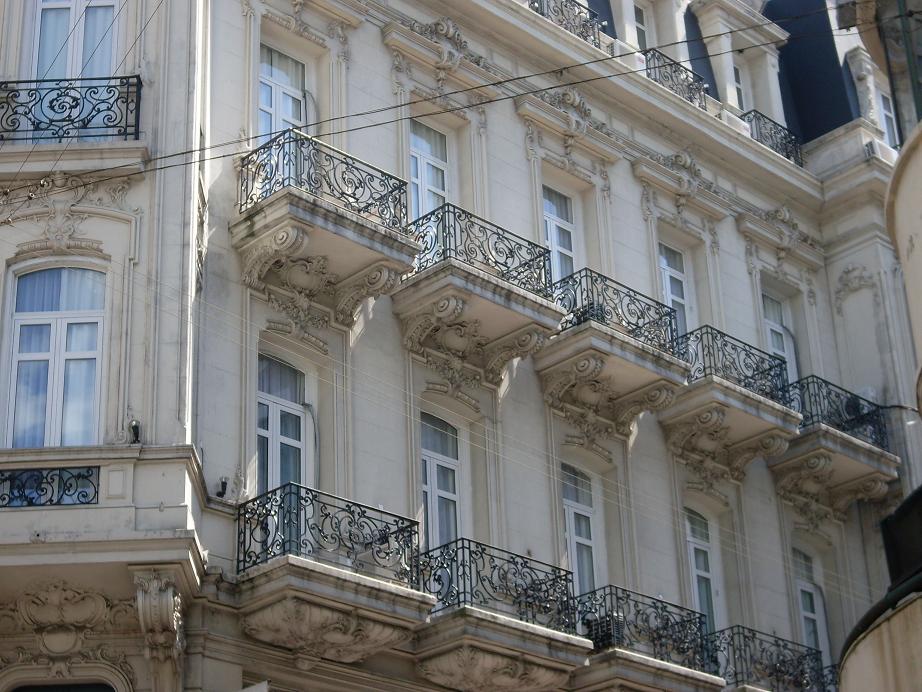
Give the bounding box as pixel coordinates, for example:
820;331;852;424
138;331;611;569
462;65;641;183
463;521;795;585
561;463;598;595
658;243;690;334
409;120;448;219
685;509;721;632
762;293;797;382
421;412;460;550
256;355;305;494
34;0;116;79
878;91;899;148
793;548;831;665
543;186;577;281
733;63;746;110
258;45;308;139
634;4;650;51
8;268;105;448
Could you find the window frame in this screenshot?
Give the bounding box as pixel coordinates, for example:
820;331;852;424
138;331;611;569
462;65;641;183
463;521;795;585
255;354;308;494
409;118;450;220
542;185;579;282
658;241;693;334
684;508;725;633
257;43;310;139
761;291;798;383
878;90;899;148
6;268;105;449
32;0;118;80
793;548;832;666
733;62;747;111
561;463;600;595
420;411;466;551
633;1;655;51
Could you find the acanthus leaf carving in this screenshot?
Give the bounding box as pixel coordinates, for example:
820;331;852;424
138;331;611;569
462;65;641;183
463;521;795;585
727;432;790;481
829;476;891;518
417;644;569;691
238;225;310;290
483;326;546;385
834;263;880;315
334;262;400;327
134;571;184;664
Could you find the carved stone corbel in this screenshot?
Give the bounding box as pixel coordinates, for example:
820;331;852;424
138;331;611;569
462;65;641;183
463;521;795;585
483;326;546;385
663;405;730;460
238;225;309;290
727;432;790;481
830;476;891;519
134;571;184;692
773;454;836;533
334;262;400;326
417;644;569;691
610;381;677;437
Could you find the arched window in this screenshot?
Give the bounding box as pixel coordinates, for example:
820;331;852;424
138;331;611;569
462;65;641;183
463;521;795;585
256;354;306;494
420;412;460;550
793;548;831;665
685;508;724;632
561;463;598;595
8;268;105;448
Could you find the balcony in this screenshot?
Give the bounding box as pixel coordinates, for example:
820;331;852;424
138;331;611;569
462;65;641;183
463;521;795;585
235;483;435;669
231;129;419;334
636;49;708;110
742;110;804;167
0;75;145;175
414;538;591;690
660;326;801;485
772;376;899;521
707;625;823;691
535;269;689;458
392;204;563;395
527;0;603;48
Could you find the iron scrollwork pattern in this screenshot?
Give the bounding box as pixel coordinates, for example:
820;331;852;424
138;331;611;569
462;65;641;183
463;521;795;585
0;76;141;142
0;466;99;507
409;203;554;298
707;625;824;691
675;325;790;404
640;49;708;110
236;482;420;586
575;585;709;670
741;110;804;167
528;0;602;48
818;663;839;692
554;267;679;354
238;129;408;231
417;537;575;632
787;375;889;451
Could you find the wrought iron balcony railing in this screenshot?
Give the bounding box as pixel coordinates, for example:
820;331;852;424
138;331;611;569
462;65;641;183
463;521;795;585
707;625;823;691
528;0;602;48
236;482;420;586
409;203;554;298
575;585;710;670
741;110;804;167
0;75;141;142
417;537;575;632
675;325;790;404
237;128;408;230
818;663;839;692
634;49;708;110
554;268;679;354
0;466;99;508
787;376;889;451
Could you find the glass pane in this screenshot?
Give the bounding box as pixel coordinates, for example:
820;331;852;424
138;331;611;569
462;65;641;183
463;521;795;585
697;575;716;632
260;45;304;89
557;226;573;251
800;589;816;614
258;110;272;139
257;402;269;430
12;361;49;447
61;358;96;446
426;190;445;212
427;163;446;191
257;355;301;403
770;329;785;352
422;489;429;547
694;546;710;573
66;323;98;352
675;303;688;335
637;27;647;51
19;324;51;353
686;509;710;542
280;443;301;485
762;294;784;323
282;93;302;122
279;410;301;441
576;542;595;593
804;616;820;650
793;549;814;581
634;5;645;25
437;496;458;544
574;512;592;539
410;182;420;219
561;463;592;505
559;254;574;278
259;81;272;107
82;6;114;77
257;434;269;494
542;186;572;222
16;269;105;313
659;244;684;272
410;120;447;161
37;8;70;78
436;464;456;493
421;413;458;458
421;458;428;485
669;275;685;299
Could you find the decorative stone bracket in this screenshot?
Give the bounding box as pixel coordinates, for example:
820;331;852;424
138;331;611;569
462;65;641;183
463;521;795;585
417;644;569;691
401;294;550;407
541;354;678;461
134;570;184;692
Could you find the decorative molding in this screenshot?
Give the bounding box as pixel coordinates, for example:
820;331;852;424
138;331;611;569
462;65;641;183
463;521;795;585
134;571;184;665
774;454;836;533
483;326;546;385
242;598;411;670
238;226;310;291
727;432;790;481
834;263;880;315
417;644;568;691
334;262;400;326
829;475;890;517
262;5;328;47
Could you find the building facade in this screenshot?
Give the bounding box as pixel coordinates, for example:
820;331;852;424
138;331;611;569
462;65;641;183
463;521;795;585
0;0;918;690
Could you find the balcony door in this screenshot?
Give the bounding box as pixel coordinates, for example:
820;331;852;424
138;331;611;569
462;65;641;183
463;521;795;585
420;412;461;551
34;0;116;79
793;548;831;666
256;354;307;495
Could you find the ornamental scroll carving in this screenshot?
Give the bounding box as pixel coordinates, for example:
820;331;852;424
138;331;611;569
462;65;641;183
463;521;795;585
417;644;569;691
834;264;880;315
